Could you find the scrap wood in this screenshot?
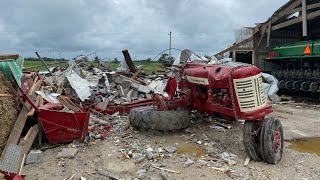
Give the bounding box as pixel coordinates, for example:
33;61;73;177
1;75;41;160
209;166;235;173
57;95;81;112
27;96;40;116
15;125;39;173
0;54;19;60
96;169;120;180
0;94;12;97
244;157;250;166
27;76;39;96
0;108;29;160
119;75;141;84
64;173;76;180
122;49;137;73
153;165;180;174
214;122;232;129
131;69;141;79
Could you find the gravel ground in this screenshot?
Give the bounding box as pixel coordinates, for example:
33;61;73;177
23;103;320;180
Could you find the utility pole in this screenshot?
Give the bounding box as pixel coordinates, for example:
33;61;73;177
55;49;62;59
168;31;172;64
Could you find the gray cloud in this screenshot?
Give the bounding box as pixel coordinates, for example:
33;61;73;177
0;0;288;60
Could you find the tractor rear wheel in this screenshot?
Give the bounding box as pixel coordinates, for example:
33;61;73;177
243;121;263;161
129;106;190;131
260;117;284;164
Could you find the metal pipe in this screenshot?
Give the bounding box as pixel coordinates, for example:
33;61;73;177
35;52;52;75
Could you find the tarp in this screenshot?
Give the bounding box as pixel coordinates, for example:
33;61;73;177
0;59;23;86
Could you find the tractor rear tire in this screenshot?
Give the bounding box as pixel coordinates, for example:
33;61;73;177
243;121;263;161
129;106;191;131
260;117;284;164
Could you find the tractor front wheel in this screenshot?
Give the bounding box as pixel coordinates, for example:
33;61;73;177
260;118;284;164
243;121;263;161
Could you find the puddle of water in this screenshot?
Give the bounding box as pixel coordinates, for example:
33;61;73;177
176;142;206;157
288;137;320;155
161;136;206;157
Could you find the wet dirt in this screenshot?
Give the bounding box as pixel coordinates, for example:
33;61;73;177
288;137;320;155
160;135;206;157
176;142;206;157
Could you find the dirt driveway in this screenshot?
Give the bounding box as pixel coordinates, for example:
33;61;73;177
23;103;320;180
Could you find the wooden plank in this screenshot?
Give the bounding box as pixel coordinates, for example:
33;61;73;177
28;78;40;96
253;0;301;34
0;107;29;160
257;21;269;48
16;125;39;172
27;96;40;116
267;20;272;48
215;36;254;57
272;10;320;30
122;49;137;73
0;79;41;160
132;69;141;79
0;94;12;97
0;54;19;60
18;125;39;151
302;0;308;37
57;96;81;112
287;2;320;15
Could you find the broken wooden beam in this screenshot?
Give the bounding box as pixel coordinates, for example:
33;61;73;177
122;49;137;73
0;54;19;60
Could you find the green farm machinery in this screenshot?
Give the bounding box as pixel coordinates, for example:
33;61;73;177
263;40;320;95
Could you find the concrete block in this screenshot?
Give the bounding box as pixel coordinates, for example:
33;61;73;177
126;89;133;101
110;82;117;88
148;80;159;89
138;85;152;94
145;94;152;99
121;80;132;89
26;150;43;164
155;80;168;92
117;85;125;96
131;82;140;90
138;93;145;98
56;148;78;159
131;90;138;100
114;76;124;84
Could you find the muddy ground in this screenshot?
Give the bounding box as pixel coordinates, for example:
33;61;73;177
23;103;320;180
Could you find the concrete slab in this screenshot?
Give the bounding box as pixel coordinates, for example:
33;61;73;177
270;104;320;140
26;150;42;164
56;148;78;159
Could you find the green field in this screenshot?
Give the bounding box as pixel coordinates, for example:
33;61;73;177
24;60;165;74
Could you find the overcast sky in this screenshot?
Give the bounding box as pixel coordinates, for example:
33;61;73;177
0;0;288;60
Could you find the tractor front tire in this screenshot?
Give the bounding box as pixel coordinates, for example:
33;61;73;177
243;121;263;161
260;117;284;164
129;106;191;131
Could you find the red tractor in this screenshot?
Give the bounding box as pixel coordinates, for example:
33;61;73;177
129;62;283;164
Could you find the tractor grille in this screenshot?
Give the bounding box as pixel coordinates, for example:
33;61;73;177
233;73;267;112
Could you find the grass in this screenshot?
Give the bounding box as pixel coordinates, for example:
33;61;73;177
24;60;165;74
